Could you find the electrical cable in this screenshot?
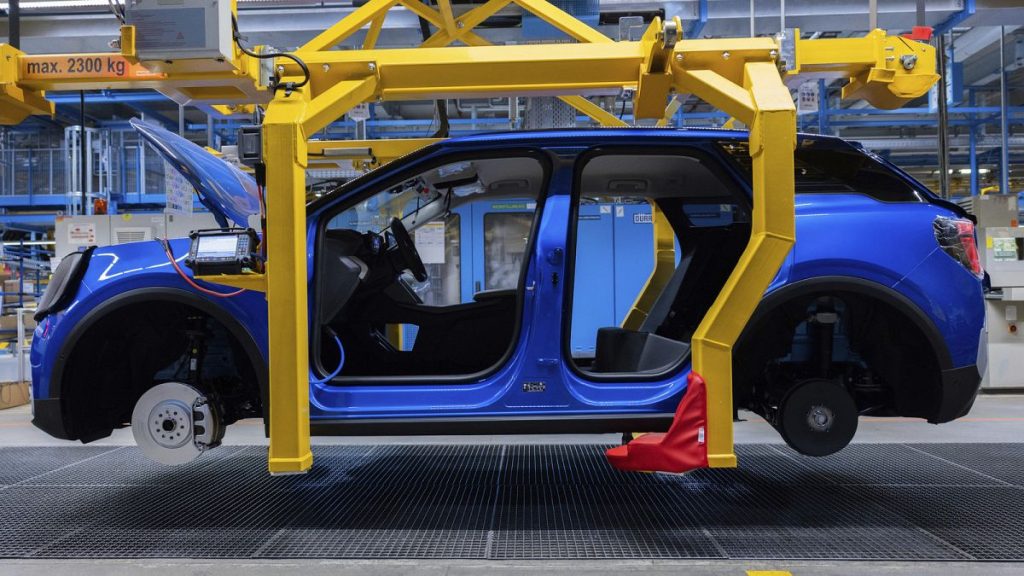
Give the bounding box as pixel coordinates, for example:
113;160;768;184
161;238;246;298
106;0;126;24
231;16;310;92
310;327;345;385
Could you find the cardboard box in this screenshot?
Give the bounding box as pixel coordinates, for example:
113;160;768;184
0;313;37;333
0;381;30;410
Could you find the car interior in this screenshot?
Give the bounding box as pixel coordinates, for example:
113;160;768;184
314;156;545;381
569;152;752;377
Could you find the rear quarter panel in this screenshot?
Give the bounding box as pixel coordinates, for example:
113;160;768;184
785;193;984;368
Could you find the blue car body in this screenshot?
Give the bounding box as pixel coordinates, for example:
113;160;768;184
30;124;985;445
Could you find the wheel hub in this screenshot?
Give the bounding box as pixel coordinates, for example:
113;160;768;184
146;399;193;450
806;405;834;432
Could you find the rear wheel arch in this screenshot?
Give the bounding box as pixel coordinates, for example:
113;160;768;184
52;288;267;441
733;276;952;418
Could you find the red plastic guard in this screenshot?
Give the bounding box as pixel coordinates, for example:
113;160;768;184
606;371;709;473
902;26;933;41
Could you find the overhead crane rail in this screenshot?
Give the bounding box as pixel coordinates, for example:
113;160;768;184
0;0;939;474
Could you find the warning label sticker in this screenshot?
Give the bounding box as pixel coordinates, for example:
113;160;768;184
21;55;163;82
67;222;96;245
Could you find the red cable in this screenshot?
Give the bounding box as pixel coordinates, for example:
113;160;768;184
162;239;246;298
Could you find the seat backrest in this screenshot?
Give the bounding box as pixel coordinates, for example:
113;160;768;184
638;246;697;334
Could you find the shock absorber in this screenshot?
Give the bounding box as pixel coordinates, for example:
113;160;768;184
183;314;207;385
809;298;838;379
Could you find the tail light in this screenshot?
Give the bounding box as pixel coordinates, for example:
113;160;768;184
934;216;983;278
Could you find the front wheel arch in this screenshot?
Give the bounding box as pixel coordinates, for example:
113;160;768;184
51;288;267;441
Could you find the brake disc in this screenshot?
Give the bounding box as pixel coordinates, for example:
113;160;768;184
131;382;221;465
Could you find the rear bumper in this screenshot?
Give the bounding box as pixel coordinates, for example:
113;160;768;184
931;364;982;423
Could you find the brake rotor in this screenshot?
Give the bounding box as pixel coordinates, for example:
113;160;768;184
777;378;858;457
131;382;219;465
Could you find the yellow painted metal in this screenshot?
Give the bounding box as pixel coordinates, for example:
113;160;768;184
421;0;513;47
558;95;629;127
119;25;138;62
634;16;681;119
787;28;940;110
302;0;398;52
363;15;387;50
0;45;54;124
690;62;796;468
194;273;267;292
263;91;314;475
512;0;610;44
436;0;459;36
655;95;683;127
307;138;442;169
301;78;380;136
621;201;676;331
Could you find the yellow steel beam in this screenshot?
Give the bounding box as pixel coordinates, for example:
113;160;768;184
302;0;398;52
307;138;442;168
398;0;491;46
363;15;387;50
621;201;676;330
0;45;54;123
512;0;611;43
301;77;380;135
656;95;683;127
558;95;628;127
280;38;788;105
436;0;459;36
421;0;514;48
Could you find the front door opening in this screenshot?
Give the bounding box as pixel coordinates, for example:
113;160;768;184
315;155;546;381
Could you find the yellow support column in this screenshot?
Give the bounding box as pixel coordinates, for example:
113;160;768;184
688;61;796;468
264;94;314;475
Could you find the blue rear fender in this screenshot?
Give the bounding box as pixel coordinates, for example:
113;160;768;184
785;193;983;369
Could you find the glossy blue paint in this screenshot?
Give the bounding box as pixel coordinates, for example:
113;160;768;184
32;128;984;432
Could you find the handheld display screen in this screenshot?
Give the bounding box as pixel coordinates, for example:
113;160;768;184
197;235;239;259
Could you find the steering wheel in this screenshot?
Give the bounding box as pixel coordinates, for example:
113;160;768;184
388;217;428;282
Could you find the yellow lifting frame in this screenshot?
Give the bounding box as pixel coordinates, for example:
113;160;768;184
0;1;938;475
259;45;798;473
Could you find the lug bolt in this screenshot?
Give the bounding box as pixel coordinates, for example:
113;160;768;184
722;51;731;60
276;65;285;74
769;49;778;59
323;64;330;72
675;53;684;62
368;62;376;71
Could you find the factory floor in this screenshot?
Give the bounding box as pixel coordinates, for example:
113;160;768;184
0;394;1022;576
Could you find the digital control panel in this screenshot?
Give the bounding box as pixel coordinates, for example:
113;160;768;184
185;229;261;275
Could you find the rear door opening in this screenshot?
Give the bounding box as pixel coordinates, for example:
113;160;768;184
565;148;752;379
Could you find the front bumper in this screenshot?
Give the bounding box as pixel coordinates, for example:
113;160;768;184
31;397;73;440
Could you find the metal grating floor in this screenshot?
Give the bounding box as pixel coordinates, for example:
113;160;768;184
0;443;1022;560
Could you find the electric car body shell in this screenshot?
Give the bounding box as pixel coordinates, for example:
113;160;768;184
30;127;986;440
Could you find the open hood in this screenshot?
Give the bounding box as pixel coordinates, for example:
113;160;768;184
129;118;260;229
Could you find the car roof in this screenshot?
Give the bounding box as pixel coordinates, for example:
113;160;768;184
439;127;852;149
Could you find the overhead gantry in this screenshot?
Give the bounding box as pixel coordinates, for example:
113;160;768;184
0;0;939;474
